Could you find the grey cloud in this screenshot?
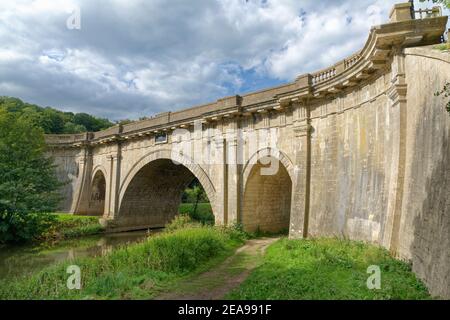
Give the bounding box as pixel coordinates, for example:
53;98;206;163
0;0;403;120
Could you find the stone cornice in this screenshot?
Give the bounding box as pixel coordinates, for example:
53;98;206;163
46;11;448;148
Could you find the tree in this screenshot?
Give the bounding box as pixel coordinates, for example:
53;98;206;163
419;0;450;9
0;110;61;243
435;82;450;115
0;96;115;134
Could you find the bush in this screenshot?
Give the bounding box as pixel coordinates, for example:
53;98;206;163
38;214;104;241
0;211;56;243
165;214;200;232
178;203;215;225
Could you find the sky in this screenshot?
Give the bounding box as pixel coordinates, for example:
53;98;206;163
0;0;445;120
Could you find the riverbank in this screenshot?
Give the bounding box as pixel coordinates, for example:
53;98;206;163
0;230;150;280
0;219;247;300
38;213;105;243
226;238;432;300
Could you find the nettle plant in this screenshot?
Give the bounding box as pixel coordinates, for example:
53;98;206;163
435;83;450;115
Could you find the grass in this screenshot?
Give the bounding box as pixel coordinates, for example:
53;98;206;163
226;238;431;300
179;203;215;225
434;43;450;51
38;213;104;242
0;218;247;300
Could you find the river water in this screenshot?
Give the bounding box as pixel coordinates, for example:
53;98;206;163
0;230;156;280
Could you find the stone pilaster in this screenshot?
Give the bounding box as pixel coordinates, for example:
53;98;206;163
213;136;227;226
105;143;122;219
225;116;242;225
71;145;92;214
290;100;312;239
385;51;408;256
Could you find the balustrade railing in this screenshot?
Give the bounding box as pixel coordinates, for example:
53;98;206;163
414;7;442;19
312;68;337;85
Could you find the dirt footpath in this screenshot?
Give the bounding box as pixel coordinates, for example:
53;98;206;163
155;237;277;300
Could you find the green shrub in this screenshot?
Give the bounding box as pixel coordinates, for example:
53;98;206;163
0;211;56;243
178;203;215;225
39;214;104;241
165;214;200;233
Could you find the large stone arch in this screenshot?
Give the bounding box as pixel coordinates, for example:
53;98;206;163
116;149;216;229
241;148;295;233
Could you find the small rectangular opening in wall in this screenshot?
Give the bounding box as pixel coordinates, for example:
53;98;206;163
155;132;168;144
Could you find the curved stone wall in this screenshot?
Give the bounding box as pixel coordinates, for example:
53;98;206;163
400;47;450;298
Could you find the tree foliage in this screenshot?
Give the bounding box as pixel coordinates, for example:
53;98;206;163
0;110;61;243
435;82;450;115
419;0;450;9
0;96;114;134
182;179;209;205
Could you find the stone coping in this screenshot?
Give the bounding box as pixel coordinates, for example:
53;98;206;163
46;13;448;147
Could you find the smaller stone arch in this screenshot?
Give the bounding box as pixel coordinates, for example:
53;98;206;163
241;147;295;234
91;165;108;185
86;168;107;216
242;147;295;190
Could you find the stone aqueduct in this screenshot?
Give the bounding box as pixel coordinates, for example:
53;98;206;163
47;3;450;298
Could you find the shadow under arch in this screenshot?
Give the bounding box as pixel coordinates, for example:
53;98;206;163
241;148;295;234
117;149;216;229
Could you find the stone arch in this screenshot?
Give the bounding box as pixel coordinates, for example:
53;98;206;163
86;168;107;216
117;149;216;229
242;148;295;189
241;148;294;234
91;165;108;185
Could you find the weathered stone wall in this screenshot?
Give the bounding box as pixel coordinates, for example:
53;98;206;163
48;148;81;212
398;47;450;299
307;73;396;246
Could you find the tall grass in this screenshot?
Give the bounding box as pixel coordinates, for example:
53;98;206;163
0;220;246;300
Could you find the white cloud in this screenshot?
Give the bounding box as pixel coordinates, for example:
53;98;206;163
0;0;419;120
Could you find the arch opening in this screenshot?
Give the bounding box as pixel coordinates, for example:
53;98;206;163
242;156;292;234
87;170;106;216
118;159;212;229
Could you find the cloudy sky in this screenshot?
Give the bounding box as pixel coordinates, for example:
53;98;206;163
0;0;442;120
